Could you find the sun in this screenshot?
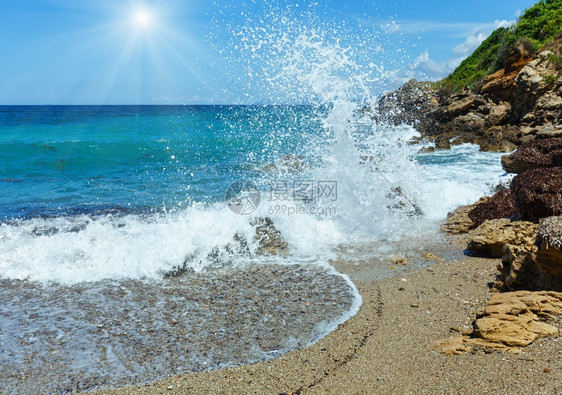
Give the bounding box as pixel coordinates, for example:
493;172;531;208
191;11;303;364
134;9;153;29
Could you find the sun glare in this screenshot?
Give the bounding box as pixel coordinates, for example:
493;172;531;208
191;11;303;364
134;9;152;29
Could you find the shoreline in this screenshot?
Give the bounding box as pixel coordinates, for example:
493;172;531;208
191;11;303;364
100;233;562;394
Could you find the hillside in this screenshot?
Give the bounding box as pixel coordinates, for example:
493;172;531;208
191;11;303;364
444;0;562;91
375;0;562;152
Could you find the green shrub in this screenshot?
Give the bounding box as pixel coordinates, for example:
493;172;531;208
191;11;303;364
444;0;562;91
543;74;558;84
548;54;562;68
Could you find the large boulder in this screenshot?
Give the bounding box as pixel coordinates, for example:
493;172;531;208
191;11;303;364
467;218;538;258
501;138;562;174
497;216;562;292
511;167;562;220
467;190;518;228
499;245;544;291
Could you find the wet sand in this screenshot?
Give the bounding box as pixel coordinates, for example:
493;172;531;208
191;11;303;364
101;233;562;394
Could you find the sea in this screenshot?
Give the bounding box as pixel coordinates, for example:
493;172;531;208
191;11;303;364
0;103;509;392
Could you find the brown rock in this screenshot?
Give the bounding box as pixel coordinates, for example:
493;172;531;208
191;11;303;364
467;190;518;228
446;95;486;117
481;45;533;101
467;219;538;258
500;245;544;291
431;291;562;355
511;167;562;220
510;50;562;127
501;138;562;174
441;197;489;234
485;102;511;127
434;135;452;150
535;216;562;289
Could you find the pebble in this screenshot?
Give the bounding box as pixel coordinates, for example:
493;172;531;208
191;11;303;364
0;264;356;394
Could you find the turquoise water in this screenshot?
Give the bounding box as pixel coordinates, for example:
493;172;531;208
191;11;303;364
0;105;324;219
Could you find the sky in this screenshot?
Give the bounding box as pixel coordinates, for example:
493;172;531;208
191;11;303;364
0;0;539;105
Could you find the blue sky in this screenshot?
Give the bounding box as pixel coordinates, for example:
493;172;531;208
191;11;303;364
0;0;538;105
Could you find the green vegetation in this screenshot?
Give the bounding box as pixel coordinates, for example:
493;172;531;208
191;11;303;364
442;0;562;91
543;74;558;84
548;53;562;68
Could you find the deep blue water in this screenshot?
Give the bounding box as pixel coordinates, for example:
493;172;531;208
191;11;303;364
0;105;325;219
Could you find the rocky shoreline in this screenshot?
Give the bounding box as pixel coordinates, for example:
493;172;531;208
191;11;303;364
373;34;562;152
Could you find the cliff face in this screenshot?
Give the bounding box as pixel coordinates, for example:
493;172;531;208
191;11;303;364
376;35;562;151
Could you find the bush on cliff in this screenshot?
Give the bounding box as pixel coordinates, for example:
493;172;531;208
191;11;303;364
443;0;562;91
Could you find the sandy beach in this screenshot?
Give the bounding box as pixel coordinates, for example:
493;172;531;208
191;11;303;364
100;234;562;395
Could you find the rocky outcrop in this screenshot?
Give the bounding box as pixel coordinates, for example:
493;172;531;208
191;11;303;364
441;197;489;234
501;137;562;174
494;217;562;292
498;245;544;291
376;79;439;127
511;167;562;220
375;38;562;151
467;190;518;228
466;219;538;258
431;291;562;355
252;217;289;256
535;216;562;289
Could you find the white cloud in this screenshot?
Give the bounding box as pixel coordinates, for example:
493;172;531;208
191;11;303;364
409;50;464;81
453;20;511;56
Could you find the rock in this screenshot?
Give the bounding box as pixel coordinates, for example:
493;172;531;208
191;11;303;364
421;252;445;262
486;102;511;127
252;217;289;256
511;167;562;220
434;135;451;150
498;217;562;291
446;95;487;117
499;245;544;291
391;256;409;266
375;79;439;126
441;197;489;234
467;218;538;258
481;43;534;101
467;190;518;228
263;154;307;173
535;125;562;140
501;138;562;174
510;50;562;128
535;216;562;289
431;291;562;355
418;146;435;154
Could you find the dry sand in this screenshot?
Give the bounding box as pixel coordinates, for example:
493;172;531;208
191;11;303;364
101;235;562;395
